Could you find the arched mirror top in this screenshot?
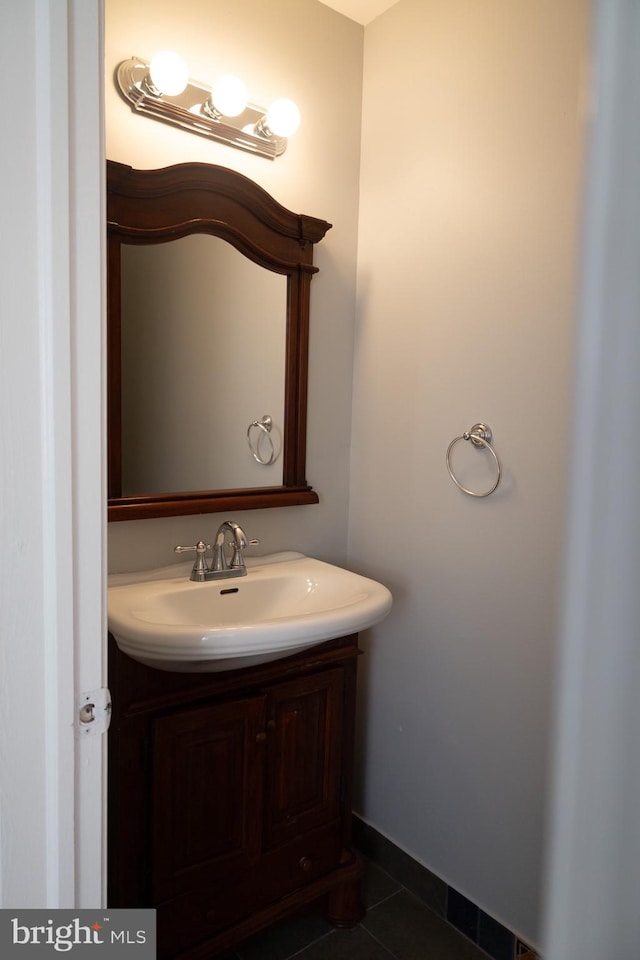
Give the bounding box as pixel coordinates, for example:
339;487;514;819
107;160;332;522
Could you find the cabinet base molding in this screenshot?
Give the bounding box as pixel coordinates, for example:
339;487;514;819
179;853;364;960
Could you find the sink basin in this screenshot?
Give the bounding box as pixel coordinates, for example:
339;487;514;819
108;551;392;672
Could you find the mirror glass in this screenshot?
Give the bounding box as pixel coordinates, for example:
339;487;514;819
120;235;286;495
107;160;331;522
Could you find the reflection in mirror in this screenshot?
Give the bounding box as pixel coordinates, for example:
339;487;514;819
121;235;286;495
107;160;332;522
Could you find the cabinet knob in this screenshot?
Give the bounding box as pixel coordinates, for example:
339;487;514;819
299;857;312;872
256;731;267;743
266;719;276;730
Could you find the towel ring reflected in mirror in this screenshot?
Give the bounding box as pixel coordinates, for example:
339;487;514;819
247;415;277;465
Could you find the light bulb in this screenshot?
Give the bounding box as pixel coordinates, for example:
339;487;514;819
264;98;300;138
211;74;248;118
148;51;189;97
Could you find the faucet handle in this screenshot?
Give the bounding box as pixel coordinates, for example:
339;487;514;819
229;538;260;569
174;540;210;556
174;541;211;580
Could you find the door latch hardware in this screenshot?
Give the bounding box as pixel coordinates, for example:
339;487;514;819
77;688;112;736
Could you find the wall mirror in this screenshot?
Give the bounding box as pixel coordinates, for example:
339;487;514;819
107;160;331;521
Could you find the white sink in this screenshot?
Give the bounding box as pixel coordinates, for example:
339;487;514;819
108;551;392;672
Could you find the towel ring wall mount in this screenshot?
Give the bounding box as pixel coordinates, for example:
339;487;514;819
446;423;502;498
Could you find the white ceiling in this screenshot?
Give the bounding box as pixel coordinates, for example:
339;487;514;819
318;0;399;26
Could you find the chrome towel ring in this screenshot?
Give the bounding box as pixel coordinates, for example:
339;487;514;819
446;423;501;498
247;414;276;465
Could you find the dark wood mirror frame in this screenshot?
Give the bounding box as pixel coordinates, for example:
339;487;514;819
107;160;332;522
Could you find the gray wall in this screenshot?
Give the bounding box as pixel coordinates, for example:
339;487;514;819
349;0;588;943
106;0;363;571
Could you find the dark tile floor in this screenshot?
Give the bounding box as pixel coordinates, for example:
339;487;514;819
231;858;490;960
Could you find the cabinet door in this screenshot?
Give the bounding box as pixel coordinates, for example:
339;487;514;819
151;694;266;903
263;667;344;850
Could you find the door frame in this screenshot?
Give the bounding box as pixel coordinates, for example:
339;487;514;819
543;2;640;957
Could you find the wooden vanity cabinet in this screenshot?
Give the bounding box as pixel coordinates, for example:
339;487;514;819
108;634;364;960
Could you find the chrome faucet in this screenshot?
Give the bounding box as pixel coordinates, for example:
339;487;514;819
175;521;259;582
212;520;255;573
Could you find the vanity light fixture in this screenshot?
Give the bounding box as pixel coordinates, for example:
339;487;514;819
116;54;300;159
